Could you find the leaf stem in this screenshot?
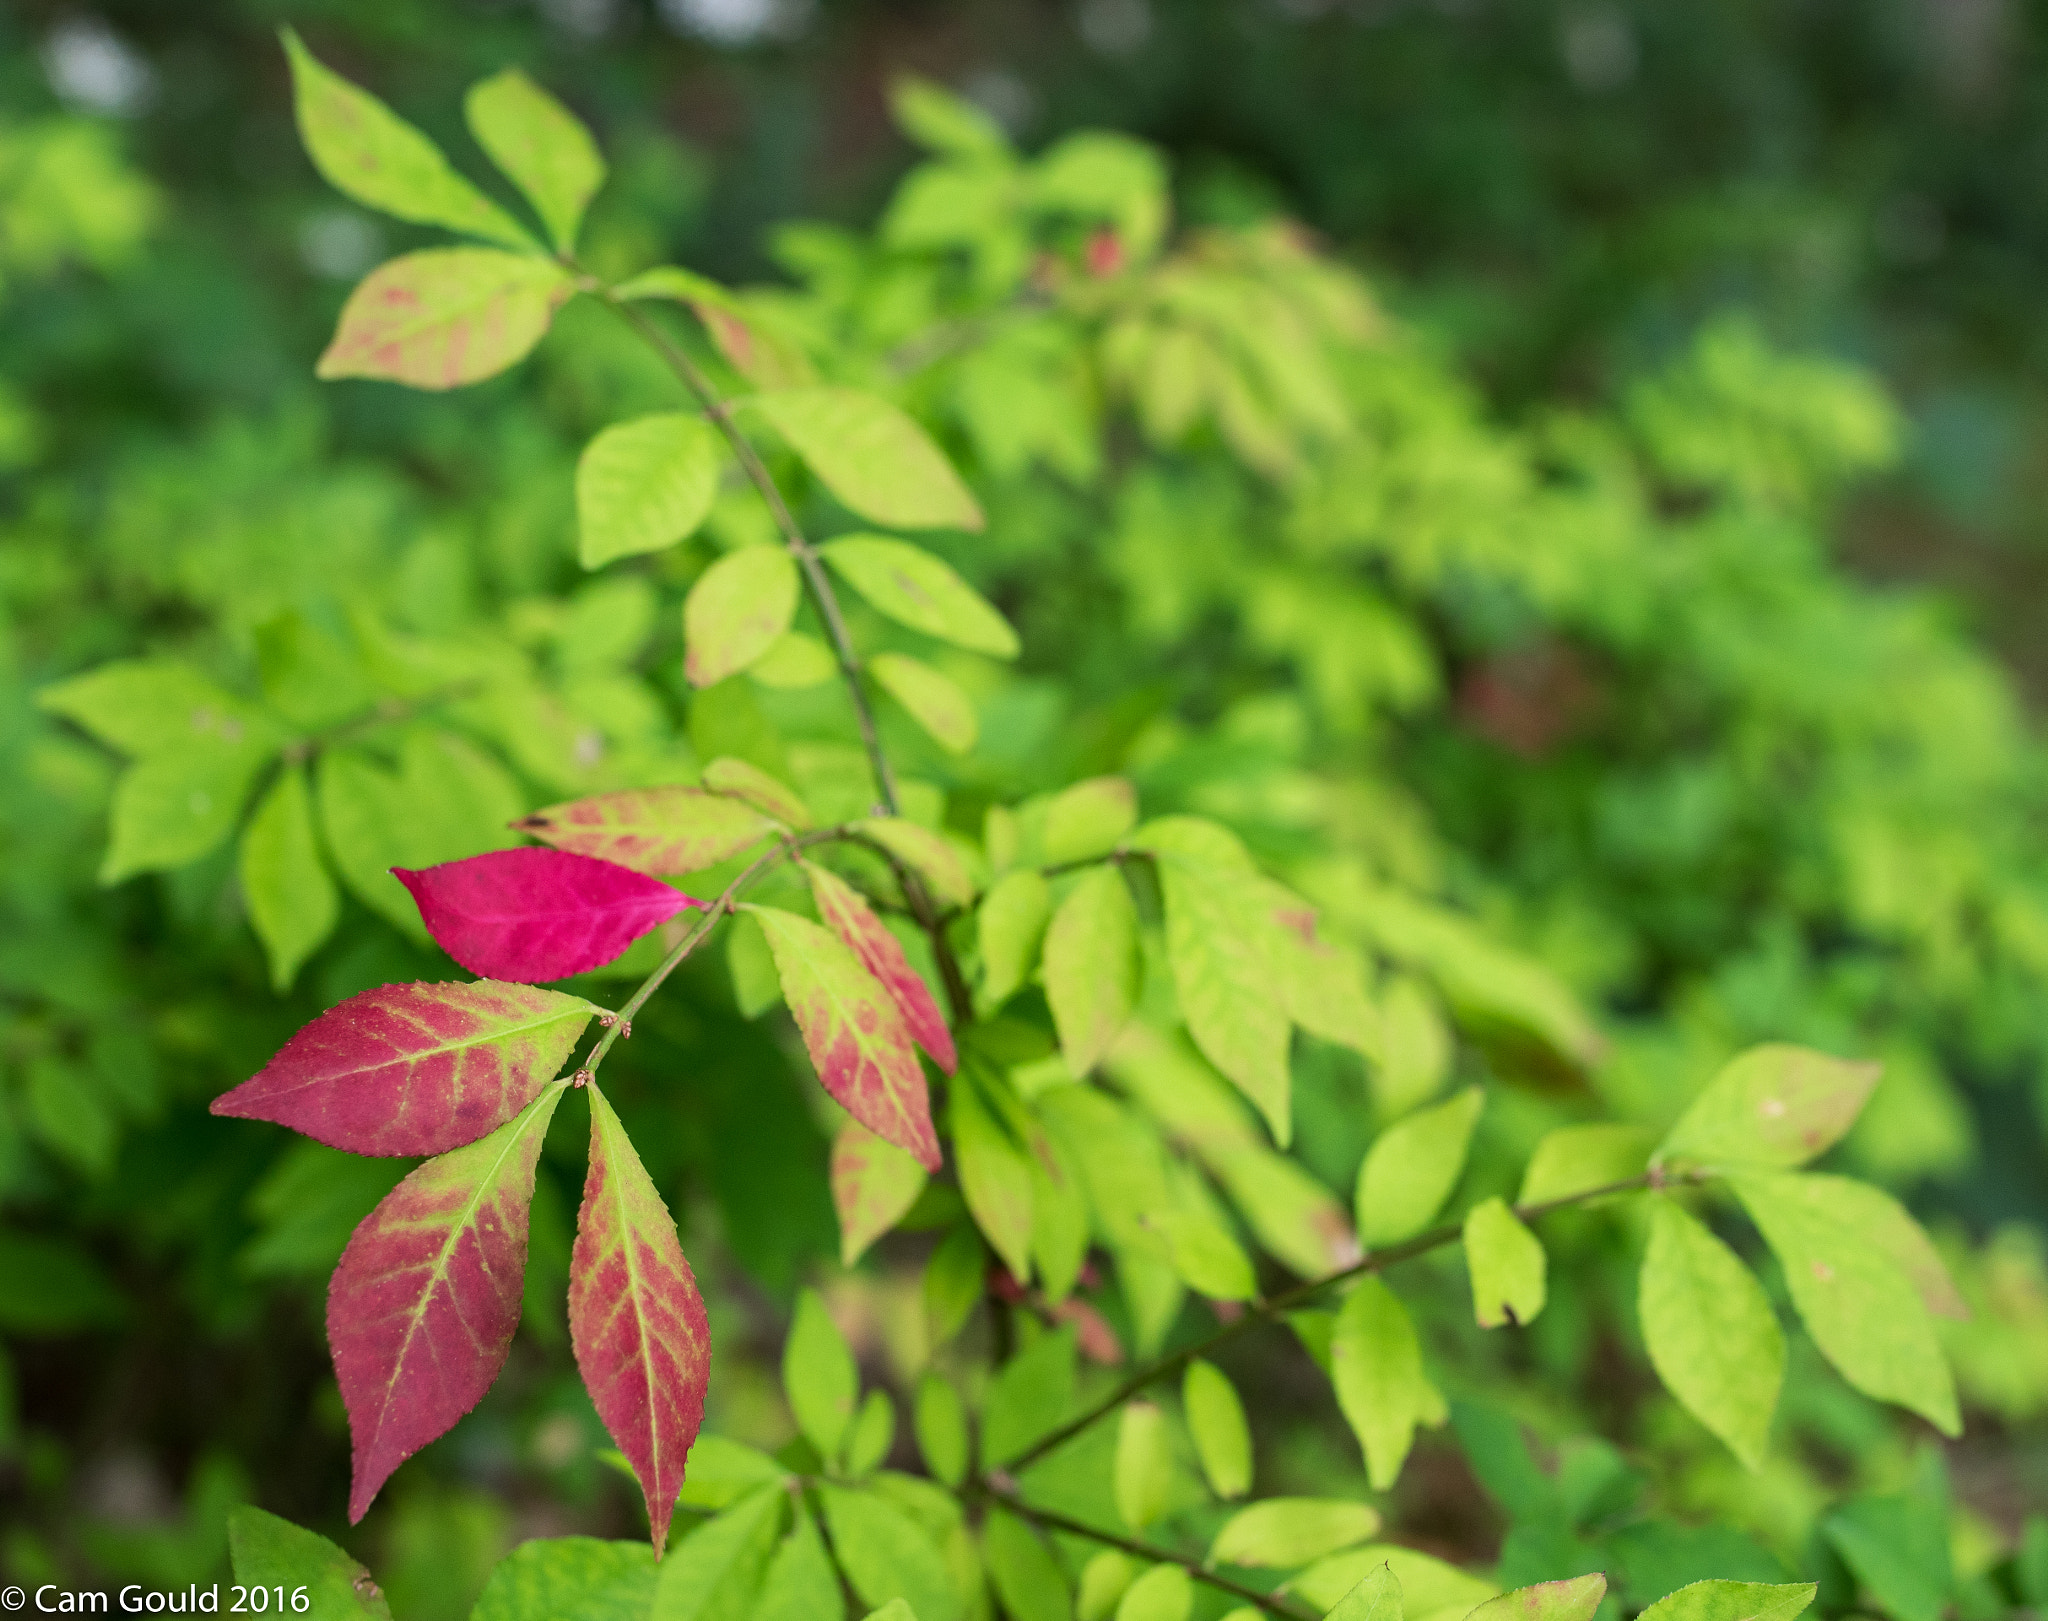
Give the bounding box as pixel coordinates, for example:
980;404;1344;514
978;1485;1319;1621
1001;1169;1674;1475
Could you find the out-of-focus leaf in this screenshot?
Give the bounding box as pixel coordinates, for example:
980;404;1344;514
317;249;571;390
820;536;1016;655
754;390;985;532
577;414;723;569
465;67;605;253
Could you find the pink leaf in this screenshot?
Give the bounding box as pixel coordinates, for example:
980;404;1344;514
329;1083;564;1522
571;1085;711;1558
515;786;776;876
395;848;695;981
746;904;941;1171
212;980;593;1156
805;861;956;1072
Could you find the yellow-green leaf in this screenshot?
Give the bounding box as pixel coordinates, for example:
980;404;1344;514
871;652;977;752
684;547;800;688
1355;1088;1483;1248
1635;1582;1817;1621
1518;1124;1653;1206
1463;1575;1606;1621
1042;776;1137;865
1208;1498;1380;1569
464;67;604;253
1331;1278;1434;1491
1113;1401;1173;1532
577;413;723;568
978;869;1051;1008
239;763;339;990
854;817;975;909
1657;1044;1881;1173
783;1289;858;1465
820;536;1017;656
954;1079;1034;1284
1043;866;1140;1075
753;388;984;531
316;248;571;390
1462;1197;1546;1329
1183;1360;1251;1499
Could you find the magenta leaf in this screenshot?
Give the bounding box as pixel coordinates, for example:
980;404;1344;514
328;1082;565;1522
745;903;941;1171
515;786;777;876
212;980;594;1155
395;848;695;981
805;861;956;1074
571;1084;712;1557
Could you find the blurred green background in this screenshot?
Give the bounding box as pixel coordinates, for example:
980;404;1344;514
5;0;2048;1612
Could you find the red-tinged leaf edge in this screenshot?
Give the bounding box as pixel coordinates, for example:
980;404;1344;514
513;785;777;876
395;847;697;982
329;1082;565;1521
804;860;956;1073
212;980;594;1156
571;1083;712;1557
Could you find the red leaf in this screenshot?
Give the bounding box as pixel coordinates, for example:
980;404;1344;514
805;861;956;1073
570;1085;711;1557
212;980;593;1155
515;787;776;876
395;848;695;981
328;1083;564;1521
746;904;941;1171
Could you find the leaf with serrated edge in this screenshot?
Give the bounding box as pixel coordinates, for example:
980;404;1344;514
753;389;985;532
1657;1044;1880;1172
577;414;723;569
228;1506;393;1620
820;536;1016;655
214;980;593;1156
1356;1088;1483;1248
1325;1563;1402;1621
329;1082;565;1521
1731;1171;1958;1434
855;817;975;909
807;861;956;1071
283;29;531;248
469;1536;655;1621
1634;1581;1817;1621
1463;1575;1607;1621
317;249;571;391
396;847;695;982
747;904;940;1169
871;652;978;753
650;1485;784;1618
517;786;775;876
704;756;811;827
1638;1198;1784;1469
686;547;801;688
571;1085;712;1557
1209;1498;1380;1569
833;1117;929;1266
1463;1197;1547;1329
1043;865;1140;1076
465;68;605;253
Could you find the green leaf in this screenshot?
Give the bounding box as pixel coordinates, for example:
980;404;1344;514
577;414;723;569
705;755;812;828
923;1225;985;1347
978;870;1050;1008
1135;824;1293;1143
1209;1499;1380;1569
282;29;532;248
1114;1564;1191;1621
1259;885;1379;1061
890;76;1012;160
1634;1581;1817;1621
854;817;975;909
650;1485;785;1621
983;1508;1070;1621
1295;1548;1494;1621
1821;1458;1952;1621
954;1079;1035;1283
862;1607;917;1621
784;1287;860;1466
871;652;978;753
471;1537;656;1621
1463;1575;1607;1621
1462;1197;1547;1329
819;536;1016;655
1154;1204;1256;1301
1730;1172;1959;1433
465;67;605;253
820;1484;962;1621
38;660;270;756
1183;1359;1251;1499
1355;1087;1483;1248
846;1388;897;1479
675;1434;785;1510
103;737;270;883
914;1371;970;1488
1656;1045;1880;1172
1027;1127;1090;1302
227;1505;392;1619
751;632;839;688
982;1324;1076;1467
1327;1563;1404;1621
753;390;984;532
317;248;572;390
1518;1124;1654;1206
757;1502;846;1621
239;763;339;990
1043;866;1141;1075
1637;1198;1784;1469
1042;776;1138;865
685;546;801;688
1114;1400;1174;1532
1078;1553;1137;1621
1331;1277;1435;1491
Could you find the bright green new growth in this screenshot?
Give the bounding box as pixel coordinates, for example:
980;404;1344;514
1356;1087;1483;1246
